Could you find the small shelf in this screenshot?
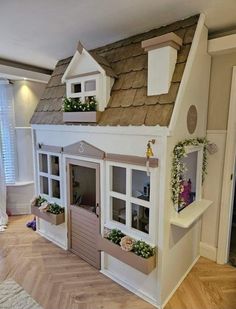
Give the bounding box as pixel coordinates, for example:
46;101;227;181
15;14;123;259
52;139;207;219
170;199;213;228
97;236;156;274
31;205;65;225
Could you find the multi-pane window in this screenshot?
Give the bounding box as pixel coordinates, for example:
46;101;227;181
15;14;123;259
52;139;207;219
0;82;16;184
38;152;61;201
107;163;154;241
67;76;97;102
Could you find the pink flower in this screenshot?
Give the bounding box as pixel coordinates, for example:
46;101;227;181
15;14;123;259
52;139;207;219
38;201;49;212
120;236;135;252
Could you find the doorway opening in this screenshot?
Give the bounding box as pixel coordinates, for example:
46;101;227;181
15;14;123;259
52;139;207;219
67;158;101;269
229;167;236;267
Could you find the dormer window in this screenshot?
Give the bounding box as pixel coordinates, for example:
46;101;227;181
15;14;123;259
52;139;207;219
72;83;81;94
66;75;98;102
61;41;117;111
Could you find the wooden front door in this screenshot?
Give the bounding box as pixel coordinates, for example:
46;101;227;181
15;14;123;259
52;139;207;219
67;159;100;269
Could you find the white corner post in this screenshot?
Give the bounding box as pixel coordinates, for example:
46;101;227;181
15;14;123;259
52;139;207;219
142;32;182;96
217;66;236;264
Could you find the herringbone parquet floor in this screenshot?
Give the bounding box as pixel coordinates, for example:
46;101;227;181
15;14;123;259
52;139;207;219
0;216;236;309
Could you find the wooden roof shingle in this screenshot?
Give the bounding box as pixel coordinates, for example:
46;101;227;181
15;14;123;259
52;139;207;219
31;15;199;126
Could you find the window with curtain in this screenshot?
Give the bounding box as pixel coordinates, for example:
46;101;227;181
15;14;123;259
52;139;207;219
0;81;16;184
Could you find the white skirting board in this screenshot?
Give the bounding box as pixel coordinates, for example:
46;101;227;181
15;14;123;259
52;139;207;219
7;203;31;215
161;255;200;309
200;242;217;261
100;269;160;308
37;229;67;250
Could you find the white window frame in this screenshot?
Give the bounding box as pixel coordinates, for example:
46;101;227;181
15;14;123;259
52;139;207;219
36;150;62;205
180;145;204;208
0;81;16;184
105;161;157;243
66;74;99;101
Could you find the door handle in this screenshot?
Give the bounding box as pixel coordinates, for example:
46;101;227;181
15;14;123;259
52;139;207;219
96;203;99;217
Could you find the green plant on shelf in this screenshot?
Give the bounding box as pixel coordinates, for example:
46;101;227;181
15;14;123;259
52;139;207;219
47;203;65;215
106;229;125;245
133;240;155;259
62;96;97;112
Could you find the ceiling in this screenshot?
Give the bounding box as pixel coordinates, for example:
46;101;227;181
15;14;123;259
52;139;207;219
0;0;236;70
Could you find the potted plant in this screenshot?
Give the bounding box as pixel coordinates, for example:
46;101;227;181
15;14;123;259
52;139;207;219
62;96;101;123
98;229;156;274
31;196;65;225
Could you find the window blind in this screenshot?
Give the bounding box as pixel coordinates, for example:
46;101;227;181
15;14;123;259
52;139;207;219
0;81;16;184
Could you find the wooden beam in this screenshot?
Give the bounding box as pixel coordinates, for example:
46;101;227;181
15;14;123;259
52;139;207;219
0;58;52;75
208;34;236;55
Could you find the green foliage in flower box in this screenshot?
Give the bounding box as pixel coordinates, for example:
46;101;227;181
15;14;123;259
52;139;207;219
62;96;97;112
107;229;125;245
47;203;65;215
133;240;155;259
105;228;155;259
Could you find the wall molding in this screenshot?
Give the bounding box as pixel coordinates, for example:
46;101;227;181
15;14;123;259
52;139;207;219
200;242;217;261
7;203;30;215
100;268;159;308
208;33;236;55
162;255;200;308
0;58;52;75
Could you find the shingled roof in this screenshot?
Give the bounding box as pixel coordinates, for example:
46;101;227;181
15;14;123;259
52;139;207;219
31;14;199;126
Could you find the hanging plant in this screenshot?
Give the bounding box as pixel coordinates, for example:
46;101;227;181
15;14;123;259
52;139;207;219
171;137;209;211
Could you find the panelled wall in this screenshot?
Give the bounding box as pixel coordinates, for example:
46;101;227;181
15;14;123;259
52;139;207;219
202;52;236;260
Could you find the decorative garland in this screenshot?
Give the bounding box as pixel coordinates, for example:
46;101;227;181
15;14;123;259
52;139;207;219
171;137;209;210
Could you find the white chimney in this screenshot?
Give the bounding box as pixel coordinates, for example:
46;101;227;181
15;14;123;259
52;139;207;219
142;32;183;96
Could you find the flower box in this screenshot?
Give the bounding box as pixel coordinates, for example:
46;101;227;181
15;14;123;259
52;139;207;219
97;236;156;274
31;205;65;225
63;111;101;123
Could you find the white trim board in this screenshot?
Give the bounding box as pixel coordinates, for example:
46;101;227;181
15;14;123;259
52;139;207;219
0;64;49;83
200;242;217;261
217;66;236;264
37;230;67;250
31;124;169;137
161;255;200;309
100;269;160;308
208;34;236;55
169;13;205;133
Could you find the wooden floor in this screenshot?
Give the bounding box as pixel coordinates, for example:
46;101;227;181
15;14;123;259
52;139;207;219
0;216;236;309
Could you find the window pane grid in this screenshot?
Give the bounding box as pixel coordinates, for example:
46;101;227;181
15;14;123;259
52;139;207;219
109;164;152;237
37;152;61;201
0;83;16;184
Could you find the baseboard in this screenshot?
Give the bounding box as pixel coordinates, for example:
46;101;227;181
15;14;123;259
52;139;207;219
162;255;200;308
37;229;67;250
7;203;30;215
100;269;160;308
200;242;217;261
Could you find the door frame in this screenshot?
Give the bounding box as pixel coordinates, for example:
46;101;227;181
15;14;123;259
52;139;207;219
217;66;236;264
66;157;101;252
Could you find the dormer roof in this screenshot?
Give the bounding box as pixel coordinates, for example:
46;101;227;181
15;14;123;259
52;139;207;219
62;41;117;82
31;14;199;126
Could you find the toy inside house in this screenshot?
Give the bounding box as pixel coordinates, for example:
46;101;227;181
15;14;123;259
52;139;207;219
30;14;214;308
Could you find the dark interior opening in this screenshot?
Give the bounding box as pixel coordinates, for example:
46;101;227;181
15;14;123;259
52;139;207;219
229;174;236;267
70;164;96;213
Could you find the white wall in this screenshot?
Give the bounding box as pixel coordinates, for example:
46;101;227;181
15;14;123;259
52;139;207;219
201;130;226;260
13;80;45;127
6;80;45;214
160;20;211;304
